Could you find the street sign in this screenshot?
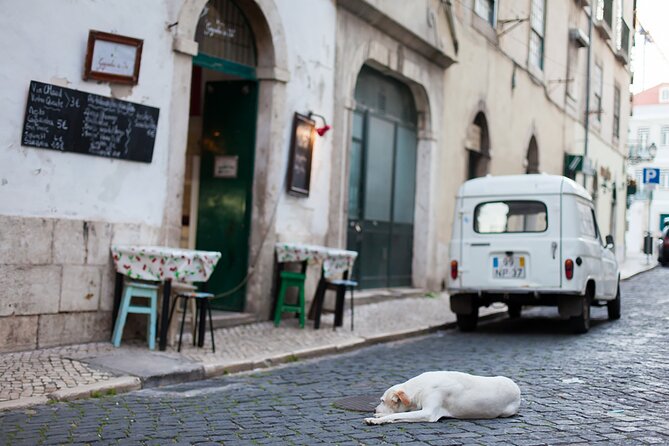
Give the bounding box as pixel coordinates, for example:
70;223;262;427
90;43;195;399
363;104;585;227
643;167;660;184
564;154;583;174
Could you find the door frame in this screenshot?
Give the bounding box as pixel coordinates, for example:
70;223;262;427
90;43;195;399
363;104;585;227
348;107;418;289
169;0;290;318
188;57;259;311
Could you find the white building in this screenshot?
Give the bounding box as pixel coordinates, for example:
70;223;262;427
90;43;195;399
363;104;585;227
626;83;669;254
0;0;633;352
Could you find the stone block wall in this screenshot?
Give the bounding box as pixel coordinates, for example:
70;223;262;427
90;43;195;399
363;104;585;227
0;215;161;352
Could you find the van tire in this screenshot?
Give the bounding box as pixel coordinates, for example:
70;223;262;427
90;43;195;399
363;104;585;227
607;284;621;320
456;312;478;332
508;304;522;319
570;294;591;334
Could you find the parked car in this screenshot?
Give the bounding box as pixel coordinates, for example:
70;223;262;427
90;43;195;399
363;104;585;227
447;174;620;334
658;225;669;266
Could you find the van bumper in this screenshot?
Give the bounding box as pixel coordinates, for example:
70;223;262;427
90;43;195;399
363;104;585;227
449;289;585;317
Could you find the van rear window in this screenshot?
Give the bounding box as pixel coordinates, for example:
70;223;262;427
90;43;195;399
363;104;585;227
474;200;547;233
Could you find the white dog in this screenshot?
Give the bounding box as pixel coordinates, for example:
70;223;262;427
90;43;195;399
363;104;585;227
364;371;521;425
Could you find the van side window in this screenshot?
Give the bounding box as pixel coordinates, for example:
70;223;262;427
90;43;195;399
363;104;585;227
577;202;597;239
591;209;604;245
474;200;547;233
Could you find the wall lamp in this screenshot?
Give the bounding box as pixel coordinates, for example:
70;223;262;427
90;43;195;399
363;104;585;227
308;111;331;136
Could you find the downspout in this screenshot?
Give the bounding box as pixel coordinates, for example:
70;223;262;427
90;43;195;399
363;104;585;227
582;3;594;187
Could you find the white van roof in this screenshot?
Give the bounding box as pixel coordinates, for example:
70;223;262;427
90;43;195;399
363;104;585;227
457;174;591;200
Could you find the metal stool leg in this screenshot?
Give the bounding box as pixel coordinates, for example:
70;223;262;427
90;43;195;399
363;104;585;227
350;287;354;331
206;299;215;353
178;296;188;352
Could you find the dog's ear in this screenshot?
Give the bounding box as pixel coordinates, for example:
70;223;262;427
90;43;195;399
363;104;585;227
395;389;411;407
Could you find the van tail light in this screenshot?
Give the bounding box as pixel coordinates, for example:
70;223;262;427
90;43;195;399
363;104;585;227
565;259;574;280
663;238;669;248
450;260;458;280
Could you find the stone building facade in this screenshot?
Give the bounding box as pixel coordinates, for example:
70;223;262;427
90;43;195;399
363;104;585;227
0;0;633;352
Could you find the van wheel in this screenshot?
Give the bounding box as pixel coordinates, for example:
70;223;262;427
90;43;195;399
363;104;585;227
508;304;522;319
456;312;478;332
570;294;591;334
607;284;621;320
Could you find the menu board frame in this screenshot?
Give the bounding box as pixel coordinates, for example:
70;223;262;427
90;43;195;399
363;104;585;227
84;30;143;85
287;112;315;197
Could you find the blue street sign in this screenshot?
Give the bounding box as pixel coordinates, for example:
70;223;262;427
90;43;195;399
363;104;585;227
643;167;660;184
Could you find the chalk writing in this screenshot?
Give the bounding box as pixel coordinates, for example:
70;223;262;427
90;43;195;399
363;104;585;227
21;81;159;162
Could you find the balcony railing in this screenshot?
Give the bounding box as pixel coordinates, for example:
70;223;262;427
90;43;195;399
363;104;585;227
595;0;613;40
628;140;657;164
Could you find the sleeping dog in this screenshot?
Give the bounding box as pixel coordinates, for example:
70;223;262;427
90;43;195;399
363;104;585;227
364;371;521;425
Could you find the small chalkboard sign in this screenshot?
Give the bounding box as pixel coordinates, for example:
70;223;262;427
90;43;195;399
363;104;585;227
287;113;315;197
21;81;159;162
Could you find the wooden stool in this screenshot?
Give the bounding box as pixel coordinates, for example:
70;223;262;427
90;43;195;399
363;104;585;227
326;278;358;330
112;281;159;350
273;271;307;328
167;291;216;353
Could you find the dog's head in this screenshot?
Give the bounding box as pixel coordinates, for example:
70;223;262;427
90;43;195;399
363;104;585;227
374;385;413;415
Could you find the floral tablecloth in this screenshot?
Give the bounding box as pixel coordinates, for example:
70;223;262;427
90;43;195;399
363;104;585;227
111;245;222;282
275;242;358;278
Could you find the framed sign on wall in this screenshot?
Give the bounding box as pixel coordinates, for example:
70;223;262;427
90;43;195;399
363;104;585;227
287;113;315;197
84;30;143;84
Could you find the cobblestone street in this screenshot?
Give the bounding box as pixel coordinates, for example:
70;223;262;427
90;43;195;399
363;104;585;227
2;268;669;445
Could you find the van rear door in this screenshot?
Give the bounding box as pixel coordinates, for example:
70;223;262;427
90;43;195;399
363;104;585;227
460;196;561;290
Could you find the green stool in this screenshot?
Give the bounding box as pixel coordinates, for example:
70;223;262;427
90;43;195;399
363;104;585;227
274;270;307;328
112;281;159;350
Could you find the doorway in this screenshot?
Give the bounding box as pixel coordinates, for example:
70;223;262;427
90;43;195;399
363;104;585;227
347;66;418;289
180;0;259;312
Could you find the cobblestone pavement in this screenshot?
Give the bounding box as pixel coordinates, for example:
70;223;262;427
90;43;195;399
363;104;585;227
1;268;668;445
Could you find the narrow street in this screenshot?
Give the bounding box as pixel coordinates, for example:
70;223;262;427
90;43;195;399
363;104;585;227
2;268;669;446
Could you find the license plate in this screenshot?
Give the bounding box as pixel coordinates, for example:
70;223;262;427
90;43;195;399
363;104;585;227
492;255;525;279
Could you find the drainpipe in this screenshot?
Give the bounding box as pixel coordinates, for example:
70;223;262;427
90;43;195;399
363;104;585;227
582;2;594;187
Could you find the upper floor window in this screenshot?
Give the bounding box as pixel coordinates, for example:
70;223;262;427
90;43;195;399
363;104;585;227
529;0;546;70
638;127;650;148
593;63;603;122
474;0;496;26
662;126;669;146
660;87;669;103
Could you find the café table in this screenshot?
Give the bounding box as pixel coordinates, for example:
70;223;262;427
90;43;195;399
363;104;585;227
110;245;222;351
274;242;358;328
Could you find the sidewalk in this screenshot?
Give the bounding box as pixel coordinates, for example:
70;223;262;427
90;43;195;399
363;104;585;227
0;255;657;412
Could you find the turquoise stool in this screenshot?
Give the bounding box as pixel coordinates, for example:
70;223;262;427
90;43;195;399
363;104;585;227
273;270;307;328
112;281;159;350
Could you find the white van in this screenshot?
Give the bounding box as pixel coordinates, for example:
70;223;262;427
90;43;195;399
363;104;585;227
447;174;620;333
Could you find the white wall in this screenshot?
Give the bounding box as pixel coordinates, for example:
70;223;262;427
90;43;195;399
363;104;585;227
0;0;178;226
273;0;336;242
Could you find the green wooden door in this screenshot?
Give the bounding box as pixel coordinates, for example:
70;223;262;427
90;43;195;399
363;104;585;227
196;80;257;311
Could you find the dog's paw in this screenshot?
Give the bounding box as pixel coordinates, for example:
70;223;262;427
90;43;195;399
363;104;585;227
365;415;384;426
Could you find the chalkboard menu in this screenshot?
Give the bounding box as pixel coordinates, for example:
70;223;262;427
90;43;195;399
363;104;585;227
21;81;159;163
287;113;315;197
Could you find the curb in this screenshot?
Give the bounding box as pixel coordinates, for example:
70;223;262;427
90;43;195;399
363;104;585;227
621;263;658;281
48;377;141;402
0;377;141;412
0;396;49;412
